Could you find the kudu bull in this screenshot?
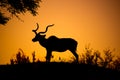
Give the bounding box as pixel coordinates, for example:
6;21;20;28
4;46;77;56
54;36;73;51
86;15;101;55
32;23;78;62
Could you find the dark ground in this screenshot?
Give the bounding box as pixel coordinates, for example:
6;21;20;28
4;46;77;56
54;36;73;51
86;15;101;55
0;62;120;80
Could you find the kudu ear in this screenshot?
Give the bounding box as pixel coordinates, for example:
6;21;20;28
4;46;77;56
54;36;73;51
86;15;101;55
43;35;46;37
39;34;46;38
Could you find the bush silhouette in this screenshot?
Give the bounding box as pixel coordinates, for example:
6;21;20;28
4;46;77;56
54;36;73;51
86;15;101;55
99;49;114;68
9;46;120;72
80;46;101;66
112;56;120;71
79;46;120;71
10;48;30;64
32;51;36;63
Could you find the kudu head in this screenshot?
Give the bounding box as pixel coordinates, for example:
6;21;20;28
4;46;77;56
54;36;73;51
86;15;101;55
32;23;54;42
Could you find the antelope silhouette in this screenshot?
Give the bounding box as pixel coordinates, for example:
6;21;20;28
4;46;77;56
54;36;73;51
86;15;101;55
32;23;78;62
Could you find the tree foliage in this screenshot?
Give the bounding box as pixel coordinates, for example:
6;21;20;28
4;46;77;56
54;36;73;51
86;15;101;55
0;0;41;25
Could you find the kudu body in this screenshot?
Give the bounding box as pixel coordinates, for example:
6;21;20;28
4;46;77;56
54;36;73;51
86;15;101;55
32;23;78;62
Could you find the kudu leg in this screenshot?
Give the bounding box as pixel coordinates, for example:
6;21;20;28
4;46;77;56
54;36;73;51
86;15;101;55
70;50;78;62
46;50;52;62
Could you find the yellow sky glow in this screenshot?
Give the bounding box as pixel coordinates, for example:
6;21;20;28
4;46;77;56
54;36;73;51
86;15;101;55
0;0;120;64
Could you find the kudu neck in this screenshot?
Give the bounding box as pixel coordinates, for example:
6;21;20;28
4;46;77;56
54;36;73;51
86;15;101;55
38;36;47;47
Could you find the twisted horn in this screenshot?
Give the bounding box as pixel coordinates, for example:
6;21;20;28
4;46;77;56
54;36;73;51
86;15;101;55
39;24;54;34
32;23;39;34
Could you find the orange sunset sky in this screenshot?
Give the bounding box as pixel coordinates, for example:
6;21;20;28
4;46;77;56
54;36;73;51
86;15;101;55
0;0;120;65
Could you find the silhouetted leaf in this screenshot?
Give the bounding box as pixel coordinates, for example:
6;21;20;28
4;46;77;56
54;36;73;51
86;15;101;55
0;0;41;25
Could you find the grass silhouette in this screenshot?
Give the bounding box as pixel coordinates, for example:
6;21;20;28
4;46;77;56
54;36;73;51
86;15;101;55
0;47;120;80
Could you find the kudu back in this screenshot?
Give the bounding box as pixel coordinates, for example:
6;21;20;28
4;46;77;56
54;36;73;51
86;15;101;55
32;23;78;62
